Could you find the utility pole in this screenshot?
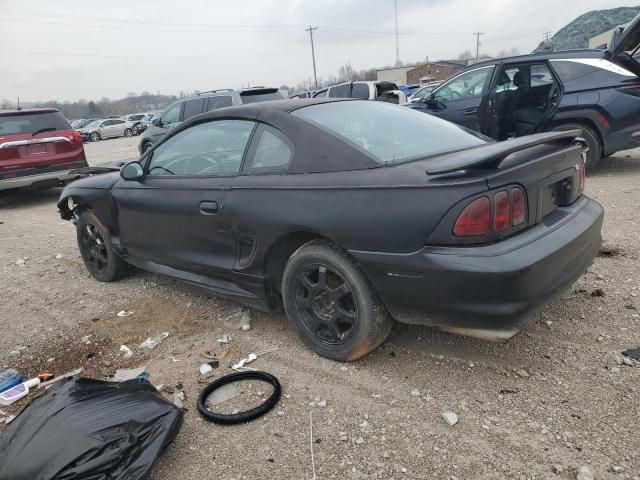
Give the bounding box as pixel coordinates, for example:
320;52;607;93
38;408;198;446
473;32;484;64
394;0;400;66
306;25;319;90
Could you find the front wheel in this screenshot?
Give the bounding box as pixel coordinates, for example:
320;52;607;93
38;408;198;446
90;132;100;142
551;123;602;172
124;128;133;137
76;212;129;282
282;242;392;361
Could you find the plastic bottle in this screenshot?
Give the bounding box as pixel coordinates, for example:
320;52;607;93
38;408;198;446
0;369;22;394
0;378;40;406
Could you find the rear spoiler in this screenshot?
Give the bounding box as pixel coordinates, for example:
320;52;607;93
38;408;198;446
426;130;583;175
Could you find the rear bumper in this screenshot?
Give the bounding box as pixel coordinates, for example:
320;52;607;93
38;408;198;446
0;160;88;191
350;197;604;329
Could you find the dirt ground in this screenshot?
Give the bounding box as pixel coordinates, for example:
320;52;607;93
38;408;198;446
1;136;639;480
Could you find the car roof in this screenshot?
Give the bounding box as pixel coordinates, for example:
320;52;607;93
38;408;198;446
465;49;604;70
0;108;59;117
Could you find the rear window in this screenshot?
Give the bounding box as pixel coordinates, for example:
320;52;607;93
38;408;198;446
0;111;70;136
292;100;487;164
240;89;285;104
183;98;205;120
550;59;636;89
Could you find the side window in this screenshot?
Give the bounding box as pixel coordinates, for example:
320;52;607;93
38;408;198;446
206;96;233;111
148;120;255;177
244;126;293;173
183;98;205;120
328;84;351;98
102;120;113;126
161;103;183;126
113;119;125;125
313;89;328;98
352;83;370;99
494;66;523;93
530;63;554;87
434;67;493;102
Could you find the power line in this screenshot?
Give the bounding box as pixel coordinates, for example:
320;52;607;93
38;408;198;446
305;26;319;89
0;50;313;60
473;32;484;63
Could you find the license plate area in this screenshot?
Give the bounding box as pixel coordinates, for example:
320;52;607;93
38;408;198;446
27;143;47;155
537;167;579;221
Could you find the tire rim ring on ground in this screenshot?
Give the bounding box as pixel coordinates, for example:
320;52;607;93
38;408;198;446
196;371;281;424
294;263;359;345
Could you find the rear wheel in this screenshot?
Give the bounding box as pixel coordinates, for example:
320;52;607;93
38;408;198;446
90;132;101;142
551;123;602;172
124;128;133;137
282;242;392;361
76;212;129;282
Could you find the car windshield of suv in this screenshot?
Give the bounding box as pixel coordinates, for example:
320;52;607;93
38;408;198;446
0;112;70;136
293;100;488;164
240;90;285;104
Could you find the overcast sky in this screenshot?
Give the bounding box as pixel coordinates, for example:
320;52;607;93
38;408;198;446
0;0;637;102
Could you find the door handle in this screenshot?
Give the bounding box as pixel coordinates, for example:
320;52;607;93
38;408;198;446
199;201;219;214
463;108;478;116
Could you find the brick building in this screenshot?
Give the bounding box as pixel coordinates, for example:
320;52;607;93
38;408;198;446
406;62;462;84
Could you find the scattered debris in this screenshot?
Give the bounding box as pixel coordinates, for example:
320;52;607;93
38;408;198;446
203;346;230;360
441;411;458;427
15;345;28;352
15;258;26;267
598;245;622;257
113;367;147;382
516;369;530;378
232;348;278;371
355;436;365;444
139;332;169;350
611;466;624;474
622;348;640;362
0;369;22;394
217;334;232;344
0;377;182;479
38;368;83;389
0;377;40;406
119;345;133;358
339;432;349;441
199;361;219;375
55;254;63;259
223;308;251;330
47;357;55;363
81;335;92;345
552;464;563;474
116;310;133;317
411;388;421;397
499;387;520;395
317;400;327;408
577;465;594;480
625;304;637;310
591;288;605;297
242;323;251;331
173;390;185;409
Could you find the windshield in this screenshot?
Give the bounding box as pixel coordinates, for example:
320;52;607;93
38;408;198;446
292;100;487;164
83;120;102;128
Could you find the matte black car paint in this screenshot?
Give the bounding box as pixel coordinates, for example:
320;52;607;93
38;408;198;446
59;99;604;331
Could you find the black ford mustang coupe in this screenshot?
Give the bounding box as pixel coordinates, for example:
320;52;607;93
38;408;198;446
58;99;604;361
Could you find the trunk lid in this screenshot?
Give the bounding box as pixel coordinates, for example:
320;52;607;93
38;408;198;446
608;12;640;76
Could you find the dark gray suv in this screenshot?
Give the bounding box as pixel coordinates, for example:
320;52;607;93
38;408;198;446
138;87;285;154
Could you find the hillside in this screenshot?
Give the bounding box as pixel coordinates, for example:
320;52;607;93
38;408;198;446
538;6;640;51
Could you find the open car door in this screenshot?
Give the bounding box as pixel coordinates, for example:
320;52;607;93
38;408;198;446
607;12;640;76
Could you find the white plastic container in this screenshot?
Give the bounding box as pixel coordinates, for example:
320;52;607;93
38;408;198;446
0;378;40;406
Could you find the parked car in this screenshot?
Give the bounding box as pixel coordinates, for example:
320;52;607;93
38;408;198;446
312;81;407;103
407;82;442;103
138;87;285;154
77;118;134;142
70;119;87;129
58;99;603;361
406;15;640;170
136;113;156;134
0;108;87;192
122;114;148;135
398;84;421;97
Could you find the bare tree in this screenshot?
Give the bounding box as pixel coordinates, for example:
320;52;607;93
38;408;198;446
1;99;12;109
457;50;474;61
337;62;356;83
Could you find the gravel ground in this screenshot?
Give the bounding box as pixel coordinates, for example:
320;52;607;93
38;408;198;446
1;137;639;480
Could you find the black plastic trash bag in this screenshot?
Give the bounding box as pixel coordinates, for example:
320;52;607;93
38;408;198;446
0;377;183;480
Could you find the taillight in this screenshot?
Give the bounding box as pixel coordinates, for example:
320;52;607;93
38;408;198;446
64;130;83;144
510;187;526;226
577;157;585;196
453;197;490;237
454;186;528;237
493;191;510;232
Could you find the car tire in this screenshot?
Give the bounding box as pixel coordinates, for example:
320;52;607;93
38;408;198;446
76;212;129;282
281;241;392;361
124;128;133;137
142;142;153;153
90;132;101;142
551;123;602;172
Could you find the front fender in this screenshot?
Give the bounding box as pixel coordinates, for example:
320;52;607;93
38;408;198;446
57;172;121;223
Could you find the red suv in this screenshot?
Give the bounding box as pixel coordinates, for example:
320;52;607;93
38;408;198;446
0;108;88;192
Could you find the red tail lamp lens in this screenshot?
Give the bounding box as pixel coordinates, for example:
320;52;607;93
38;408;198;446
510;187;526;226
453;197;490;237
493;191;510;232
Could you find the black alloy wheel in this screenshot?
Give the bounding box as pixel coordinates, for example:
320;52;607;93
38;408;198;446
294;263;358;344
80;223;109;274
76;212;129;282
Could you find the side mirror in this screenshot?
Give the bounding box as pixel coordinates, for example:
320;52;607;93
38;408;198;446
152;118;160;127
121;161;144;181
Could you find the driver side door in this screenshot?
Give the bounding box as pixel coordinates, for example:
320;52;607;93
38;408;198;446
419;66;494;131
112;119;257;281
